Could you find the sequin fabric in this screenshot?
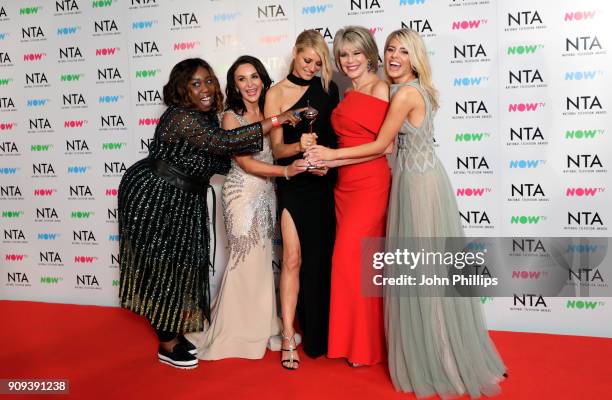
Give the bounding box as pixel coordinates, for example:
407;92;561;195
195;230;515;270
392;80;437;174
118;106;263;334
221;111;275;269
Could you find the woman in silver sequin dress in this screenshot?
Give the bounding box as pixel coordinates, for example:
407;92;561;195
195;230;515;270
189;56;307;360
307;30;506;398
118;58;302;370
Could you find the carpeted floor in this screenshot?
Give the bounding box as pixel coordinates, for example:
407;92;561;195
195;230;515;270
1;300;611;399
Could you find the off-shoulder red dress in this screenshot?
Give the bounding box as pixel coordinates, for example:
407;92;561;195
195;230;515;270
327;91;391;365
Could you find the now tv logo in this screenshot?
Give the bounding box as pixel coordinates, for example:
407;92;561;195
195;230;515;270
302;4;331;14
564;11;597;21
139;117;159;126
452;19;487;30
565;129;604;139
67;166;91;174
566;187;604;197
567;244;598;253
40;276;61;284
57;26;79;35
5;254;27;261
74;255;96;263
453;76;488;87
34;188;56;196
2;210;24;218
566;299;603;310
99;95;120;103
95;47;118;56
38;232;60;240
368;27;383;35
27;98;49;107
135;69;160;78
102;142;126;150
259;35;287;44
71;211;94;218
565;71;603;80
512;270;543;279
64;120;86;128
455;132;489;142
92;0;113;7
213;12;241;22
132;20;157;29
0;122;15;130
509;159;545;168
510;215;544;224
508;102;545;112
0;167;18;175
456;187;491;197
173;41;199;51
507;44;543;55
23;53;45;61
61;73;83;82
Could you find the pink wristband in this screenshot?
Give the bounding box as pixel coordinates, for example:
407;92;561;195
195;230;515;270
271;116;281;127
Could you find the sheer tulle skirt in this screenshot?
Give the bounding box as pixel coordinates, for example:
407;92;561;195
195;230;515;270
384;158;506;399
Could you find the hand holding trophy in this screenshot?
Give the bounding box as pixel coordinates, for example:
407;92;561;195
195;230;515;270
301;100;321;170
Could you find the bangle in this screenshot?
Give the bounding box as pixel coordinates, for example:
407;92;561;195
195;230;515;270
283;166;290;180
271;116;281;127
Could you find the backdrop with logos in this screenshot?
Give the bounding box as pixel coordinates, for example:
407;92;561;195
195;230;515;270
0;0;610;337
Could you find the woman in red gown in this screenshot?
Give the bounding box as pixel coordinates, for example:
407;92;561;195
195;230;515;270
323;26;392;366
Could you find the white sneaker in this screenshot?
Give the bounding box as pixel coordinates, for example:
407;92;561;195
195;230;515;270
267;333;302;351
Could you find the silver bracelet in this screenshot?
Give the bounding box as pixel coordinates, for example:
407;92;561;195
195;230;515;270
283;166;290;180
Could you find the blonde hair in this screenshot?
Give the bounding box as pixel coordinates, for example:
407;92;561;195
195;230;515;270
291;30;333;92
333;26;379;73
385;29;439;110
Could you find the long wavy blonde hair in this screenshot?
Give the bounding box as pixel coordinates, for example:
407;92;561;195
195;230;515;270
290;29;333;93
385;29;439;110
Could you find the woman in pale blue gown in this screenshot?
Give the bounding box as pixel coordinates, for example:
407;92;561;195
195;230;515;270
306;28;506;398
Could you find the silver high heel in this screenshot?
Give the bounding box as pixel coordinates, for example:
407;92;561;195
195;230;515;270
280;331;300;370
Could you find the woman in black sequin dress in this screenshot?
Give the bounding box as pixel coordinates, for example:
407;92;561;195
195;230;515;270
118;58;302;369
264;30;339;369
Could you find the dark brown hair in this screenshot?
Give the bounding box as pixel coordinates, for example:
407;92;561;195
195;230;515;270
162;58;224;113
225;55;272;115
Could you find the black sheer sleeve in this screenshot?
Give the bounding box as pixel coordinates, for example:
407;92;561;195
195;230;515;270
159;107;263;156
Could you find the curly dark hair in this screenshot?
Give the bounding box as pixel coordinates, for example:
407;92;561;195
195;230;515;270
225;55;272;115
162;58;224;113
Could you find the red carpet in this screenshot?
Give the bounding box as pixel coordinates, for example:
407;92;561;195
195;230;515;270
1;300;610;400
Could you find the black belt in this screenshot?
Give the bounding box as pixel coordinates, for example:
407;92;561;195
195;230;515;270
147;158;218;305
148;158;208;194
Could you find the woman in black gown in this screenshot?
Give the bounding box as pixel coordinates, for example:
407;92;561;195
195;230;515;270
264;30;339;369
118;58;301;370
